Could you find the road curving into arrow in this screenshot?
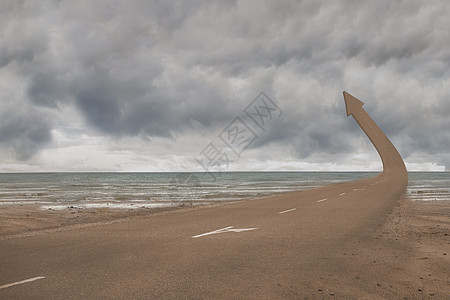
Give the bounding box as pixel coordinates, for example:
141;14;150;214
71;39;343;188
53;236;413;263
343;91;408;182
0;92;412;298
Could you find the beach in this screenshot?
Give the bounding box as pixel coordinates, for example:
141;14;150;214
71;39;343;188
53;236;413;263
1;171;448;238
1;173;449;298
0;203;181;238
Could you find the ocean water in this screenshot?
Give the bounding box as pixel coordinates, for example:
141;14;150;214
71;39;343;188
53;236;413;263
0;172;448;209
407;172;450;201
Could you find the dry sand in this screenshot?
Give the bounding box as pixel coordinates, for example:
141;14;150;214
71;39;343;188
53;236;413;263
1;194;449;298
0;204;181;237
333;196;450;298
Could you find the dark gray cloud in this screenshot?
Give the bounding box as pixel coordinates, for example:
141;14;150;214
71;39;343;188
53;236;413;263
0;105;52;160
0;0;449;169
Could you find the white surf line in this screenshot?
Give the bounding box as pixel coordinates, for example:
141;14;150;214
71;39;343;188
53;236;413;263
317;198;327;203
339;192;346;196
278;208;296;214
192;226;258;238
0;276;45;290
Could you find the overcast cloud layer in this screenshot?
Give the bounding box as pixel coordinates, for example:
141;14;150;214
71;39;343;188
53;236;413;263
0;0;449;172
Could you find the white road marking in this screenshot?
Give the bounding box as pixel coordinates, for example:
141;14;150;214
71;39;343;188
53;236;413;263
227;228;259;233
0;276;45;290
278;208;296;214
339;193;346;196
192;226;233;238
192;226;258;238
353;188;365;191
317;198;327;203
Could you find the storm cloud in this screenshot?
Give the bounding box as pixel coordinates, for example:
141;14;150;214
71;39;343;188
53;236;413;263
0;0;449;171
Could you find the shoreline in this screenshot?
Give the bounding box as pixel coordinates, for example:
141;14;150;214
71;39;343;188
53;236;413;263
1;191;449;238
1;178;449;297
0;179;366;238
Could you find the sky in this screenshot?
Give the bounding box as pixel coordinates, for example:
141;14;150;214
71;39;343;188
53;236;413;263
0;0;449;172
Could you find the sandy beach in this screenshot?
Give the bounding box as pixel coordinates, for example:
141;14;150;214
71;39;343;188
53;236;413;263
0;203;182;238
1;175;449;298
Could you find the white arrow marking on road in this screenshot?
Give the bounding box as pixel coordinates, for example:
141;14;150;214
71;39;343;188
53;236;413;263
0;276;45;290
192;226;258;238
227;227;259;233
278;208;296;214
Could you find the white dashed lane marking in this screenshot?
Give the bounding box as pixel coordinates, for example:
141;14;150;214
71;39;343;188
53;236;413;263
339;193;346;196
278;208;296;214
353;188;365;191
0;276;45;290
317;198;327;203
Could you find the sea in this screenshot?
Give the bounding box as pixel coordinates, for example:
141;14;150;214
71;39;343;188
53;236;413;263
0;172;448;210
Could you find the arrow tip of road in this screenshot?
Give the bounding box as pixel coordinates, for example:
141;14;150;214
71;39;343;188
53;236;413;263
343;91;365;117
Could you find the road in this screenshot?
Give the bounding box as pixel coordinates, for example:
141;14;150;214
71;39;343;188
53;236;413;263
0;92;408;298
